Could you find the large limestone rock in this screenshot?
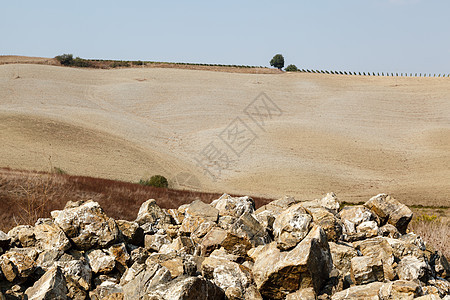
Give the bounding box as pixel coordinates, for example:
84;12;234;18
228;212;271;246
308;207;343;242
200;227;252;257
185;200;219;223
397;255;431;281
135;199;173;233
51;200;120;250
210;193;255;218
329;241;358;275
145;275;225;300
286;287;316;300
364;193;413;234
8;225;35;248
86;249;116;274
331;281;384;300
301;192;341;215
0;250;36;282
116;220;144;246
378;280;423;299
353;237;396;280
255;195;298;216
201;256;253;296
350;256;384;285
89;281;123;300
57;258;92;299
33;218;71;251
24;266;67;300
120;261;172;299
338;205;376;237
272;203;312;250
252;225;332;299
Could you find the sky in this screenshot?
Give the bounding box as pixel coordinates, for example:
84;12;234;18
1;0;450;74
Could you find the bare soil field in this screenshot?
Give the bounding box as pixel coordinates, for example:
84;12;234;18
0;62;449;209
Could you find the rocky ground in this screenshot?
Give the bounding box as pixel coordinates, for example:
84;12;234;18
0;193;448;299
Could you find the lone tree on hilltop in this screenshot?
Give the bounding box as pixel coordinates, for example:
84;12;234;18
270;54;285;70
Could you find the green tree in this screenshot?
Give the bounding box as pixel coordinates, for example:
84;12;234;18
270;54;285;70
285;64;298;72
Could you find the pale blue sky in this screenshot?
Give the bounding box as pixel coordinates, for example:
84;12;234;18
2;0;449;73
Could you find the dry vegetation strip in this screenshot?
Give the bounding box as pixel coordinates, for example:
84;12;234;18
0;168;272;232
0;167;448;257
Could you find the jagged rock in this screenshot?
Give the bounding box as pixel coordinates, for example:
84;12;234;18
116;220;144;246
378;223;400;238
185;200;219;223
200;227;252;257
302;192;341;215
432;251;450;279
255;195;298;216
33;218;71;251
331;281;384;300
145;234;172;252
428;278;450;297
129;247;150;265
0;250;36;282
397;255;431;281
308;207;343;242
356;220;378;238
167;208;185;225
339;205;376;236
120;261;172;299
329;241;358;275
385;236;425;261
145;275;225;300
89;281;123;300
57;259;92;299
273;203;312;250
24;266;67;300
0;230;10;249
353;237;396;280
109;243;130;273
51;200;120;250
399;233;426;251
254;210;276;232
159;236;195;255
210;193;255;218
191;221;216;244
253;225;332;299
201;256;253;295
135;199;173;233
286;287;316;300
225;212;271;247
209;247;240;262
36;249;64;270
350;256;384;284
364;193;413;234
86;249;116;274
158;257;184;278
8;225;35;247
378;280;423;299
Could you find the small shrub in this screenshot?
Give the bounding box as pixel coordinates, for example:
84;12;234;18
55;54;74;66
139;175;169;188
133;60;144;66
285;64;298;72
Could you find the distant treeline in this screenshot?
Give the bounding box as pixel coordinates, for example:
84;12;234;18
55;54;266;69
294;69;450;77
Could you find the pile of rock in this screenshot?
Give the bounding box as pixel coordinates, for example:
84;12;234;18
0;193;448;299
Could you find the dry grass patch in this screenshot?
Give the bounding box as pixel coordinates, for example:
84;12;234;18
0;168;272;231
409;214;450;259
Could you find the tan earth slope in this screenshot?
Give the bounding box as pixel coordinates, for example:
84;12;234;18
1;63;449;206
